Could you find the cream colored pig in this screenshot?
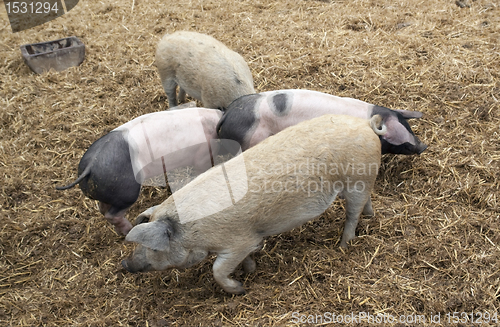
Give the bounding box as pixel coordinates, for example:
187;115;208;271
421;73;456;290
122;114;386;294
156;31;255;110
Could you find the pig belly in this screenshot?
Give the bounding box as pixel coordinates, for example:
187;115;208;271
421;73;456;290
137;142;213;184
258;191;340;237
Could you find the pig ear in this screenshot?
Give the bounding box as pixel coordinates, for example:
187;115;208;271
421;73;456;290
134;205;158;225
125;221;172;251
369;114;387;135
395;109;423;119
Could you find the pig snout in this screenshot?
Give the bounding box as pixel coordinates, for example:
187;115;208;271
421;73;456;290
406;135;427;155
121;257;150;273
121;244;153;273
416;137;427;154
381;138;427;155
416;139;428;154
121;258;135;273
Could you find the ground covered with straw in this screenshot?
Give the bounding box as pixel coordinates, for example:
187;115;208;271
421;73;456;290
0;0;499;325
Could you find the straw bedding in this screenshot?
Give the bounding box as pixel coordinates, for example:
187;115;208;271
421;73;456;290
0;0;499;325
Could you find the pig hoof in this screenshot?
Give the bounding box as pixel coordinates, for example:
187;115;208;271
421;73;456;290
223;280;246;295
231;287;246;295
115;222;133;236
362;210;374;217
339;238;351;248
340;237;356;248
121;260;131;272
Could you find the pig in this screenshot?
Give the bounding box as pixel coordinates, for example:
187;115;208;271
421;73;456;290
56;108;223;235
217;89;427;154
122;114;386;294
156;31;255;110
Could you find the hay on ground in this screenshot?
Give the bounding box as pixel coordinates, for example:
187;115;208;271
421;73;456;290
0;0;499;325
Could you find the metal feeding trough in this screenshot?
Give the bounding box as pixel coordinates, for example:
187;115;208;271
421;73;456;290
20;36;85;74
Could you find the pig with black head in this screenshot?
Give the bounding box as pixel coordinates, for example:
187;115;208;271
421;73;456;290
56;107;222;235
217;89;427;154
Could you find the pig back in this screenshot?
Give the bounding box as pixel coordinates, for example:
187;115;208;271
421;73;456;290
153;114;381;241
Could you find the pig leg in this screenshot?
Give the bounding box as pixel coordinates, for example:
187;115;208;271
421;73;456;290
98;202;133;235
193;136;223;174
242;254;256;273
241;241;264;273
178;87;186;103
193;145;214;174
213;252;249;294
213;244;261;294
339;192;373;216
162;78;179;108
98;202;112;215
105;210;133;235
339;192;372;248
362;197;374;216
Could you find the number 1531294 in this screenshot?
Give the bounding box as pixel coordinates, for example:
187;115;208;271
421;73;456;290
446;311;498;324
5;2;59;14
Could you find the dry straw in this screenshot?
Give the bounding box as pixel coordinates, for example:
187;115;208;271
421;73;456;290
0;0;499;325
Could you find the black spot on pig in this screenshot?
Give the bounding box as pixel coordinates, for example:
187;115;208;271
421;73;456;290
269;92;292;116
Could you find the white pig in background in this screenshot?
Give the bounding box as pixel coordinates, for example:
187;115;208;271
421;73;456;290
122;114;386;294
156;31;255;110
217;89;427;154
56;108;224;235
